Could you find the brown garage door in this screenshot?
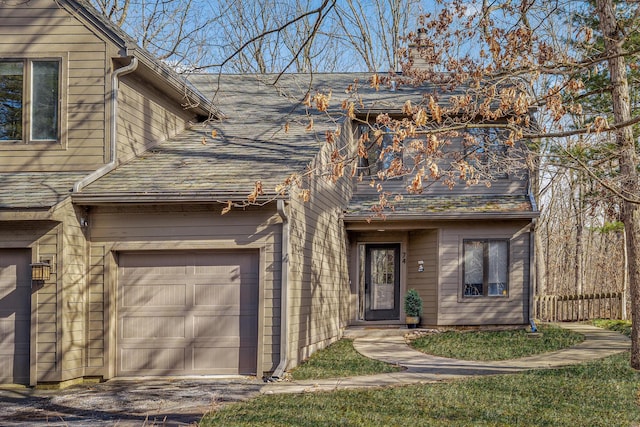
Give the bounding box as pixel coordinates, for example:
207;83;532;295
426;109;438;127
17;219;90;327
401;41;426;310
0;249;31;385
117;250;258;377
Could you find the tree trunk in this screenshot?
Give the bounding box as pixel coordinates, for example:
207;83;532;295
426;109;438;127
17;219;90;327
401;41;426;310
573;171;584;296
596;0;640;369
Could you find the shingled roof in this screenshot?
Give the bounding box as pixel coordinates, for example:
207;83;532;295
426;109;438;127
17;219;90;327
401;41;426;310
73;72;456;203
0;172;86;210
74;74;351;203
73;72;536;220
345;194;536;220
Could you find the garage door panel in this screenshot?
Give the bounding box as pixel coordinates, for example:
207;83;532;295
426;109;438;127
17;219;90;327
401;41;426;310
193;346;257;372
122;284;187;308
190;272;250;285
193;283;258;307
122;316;186;339
117;250;259;377
193;252;257;270
120;347;186;372
193;314;258;339
0;249;31;385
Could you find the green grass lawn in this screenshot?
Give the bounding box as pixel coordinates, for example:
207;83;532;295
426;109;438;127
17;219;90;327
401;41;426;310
592;318;632;337
288;338;403;380
201;322;638;426
409;323;584;361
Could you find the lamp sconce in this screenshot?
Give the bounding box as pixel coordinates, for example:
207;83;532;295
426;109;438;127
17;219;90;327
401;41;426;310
31;259;53;285
417;260;424;273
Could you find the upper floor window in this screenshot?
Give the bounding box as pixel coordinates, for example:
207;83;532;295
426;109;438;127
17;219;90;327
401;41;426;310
0;59;60;142
465;128;508;178
357;124;403;177
463;239;509;297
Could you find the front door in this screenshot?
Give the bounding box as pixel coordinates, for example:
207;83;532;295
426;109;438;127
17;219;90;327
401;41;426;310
364;244;400;320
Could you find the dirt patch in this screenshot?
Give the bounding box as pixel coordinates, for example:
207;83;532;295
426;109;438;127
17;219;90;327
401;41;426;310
0;378;263;426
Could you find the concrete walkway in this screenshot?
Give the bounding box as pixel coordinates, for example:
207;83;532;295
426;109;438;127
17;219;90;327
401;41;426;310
261;323;631;394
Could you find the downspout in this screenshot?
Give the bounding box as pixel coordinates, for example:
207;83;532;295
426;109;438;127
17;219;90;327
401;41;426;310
269;199;289;381
73;57;139;192
529;218;538;332
528;181;539;331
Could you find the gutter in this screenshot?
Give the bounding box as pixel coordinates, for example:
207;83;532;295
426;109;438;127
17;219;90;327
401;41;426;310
73;57;139;193
72;192;287;205
269;199;290;381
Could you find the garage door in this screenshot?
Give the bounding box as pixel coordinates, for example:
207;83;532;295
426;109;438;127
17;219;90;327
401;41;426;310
0;249;31;385
117;250;258;377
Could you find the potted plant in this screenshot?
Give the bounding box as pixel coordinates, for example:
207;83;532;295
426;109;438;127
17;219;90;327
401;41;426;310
404;289;423;328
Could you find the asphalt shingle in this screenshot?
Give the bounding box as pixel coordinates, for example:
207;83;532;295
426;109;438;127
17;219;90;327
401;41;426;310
0;172;86;209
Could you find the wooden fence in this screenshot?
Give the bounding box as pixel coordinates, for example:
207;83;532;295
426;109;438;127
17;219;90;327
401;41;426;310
535;292;625;322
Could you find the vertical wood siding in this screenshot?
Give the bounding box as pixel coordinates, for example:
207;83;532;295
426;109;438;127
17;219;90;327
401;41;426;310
0;0;109;172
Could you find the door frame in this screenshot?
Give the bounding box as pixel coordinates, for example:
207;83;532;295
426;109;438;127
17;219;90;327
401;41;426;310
362;243;401;321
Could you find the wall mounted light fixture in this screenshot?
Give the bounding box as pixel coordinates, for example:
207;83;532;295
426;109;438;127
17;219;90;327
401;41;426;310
31;261;51;282
418;260;424;273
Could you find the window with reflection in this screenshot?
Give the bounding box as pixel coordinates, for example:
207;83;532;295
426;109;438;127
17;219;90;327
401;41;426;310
357;124;403;177
465;128;508;178
0;59;59;142
463;239;509;297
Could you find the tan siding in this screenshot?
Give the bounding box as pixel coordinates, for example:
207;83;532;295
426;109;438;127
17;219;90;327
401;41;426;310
116;78;194;164
88;204;281;377
437;221;530;326
0;220;65;383
53;203;88;381
88;243;106;372
35;225;62;383
406;230;438;325
0;0;109;172
285;121;354;367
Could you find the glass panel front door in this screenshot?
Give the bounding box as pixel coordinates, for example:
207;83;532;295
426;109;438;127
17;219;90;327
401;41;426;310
364;244;400;320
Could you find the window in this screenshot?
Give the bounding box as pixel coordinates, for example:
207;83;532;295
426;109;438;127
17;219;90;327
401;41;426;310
463;239;509;297
0;59;60;142
465;128;508;178
357;125;403;177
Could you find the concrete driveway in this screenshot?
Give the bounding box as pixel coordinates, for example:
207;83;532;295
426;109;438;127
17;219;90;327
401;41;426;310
0;377;263;426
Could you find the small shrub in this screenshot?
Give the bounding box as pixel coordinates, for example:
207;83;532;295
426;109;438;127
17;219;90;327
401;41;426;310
404;289;423;317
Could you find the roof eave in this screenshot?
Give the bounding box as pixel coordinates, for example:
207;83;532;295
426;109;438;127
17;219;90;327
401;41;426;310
344;210;540;223
71;192;287;205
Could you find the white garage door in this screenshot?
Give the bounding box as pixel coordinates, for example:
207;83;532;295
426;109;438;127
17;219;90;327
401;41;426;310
0;249;31;385
117;250;259;377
